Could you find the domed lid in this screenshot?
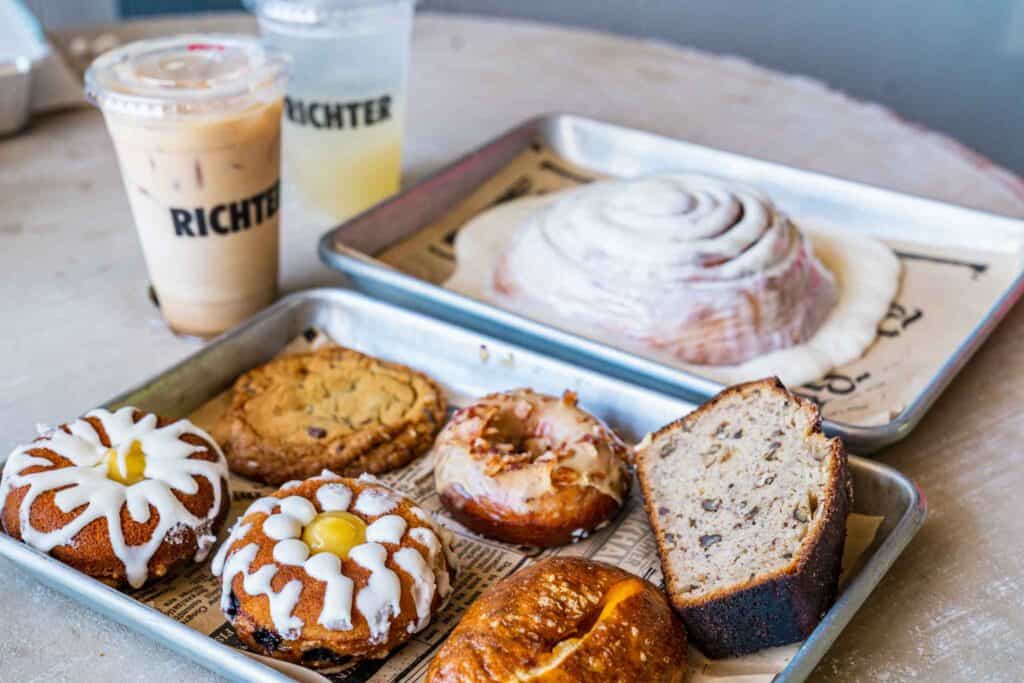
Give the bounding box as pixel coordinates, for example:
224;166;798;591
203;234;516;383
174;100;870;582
246;0;412;27
85;33;289;118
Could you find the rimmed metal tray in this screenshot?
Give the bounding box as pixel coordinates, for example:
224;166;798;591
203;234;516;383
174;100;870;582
0;289;926;682
318;113;1024;453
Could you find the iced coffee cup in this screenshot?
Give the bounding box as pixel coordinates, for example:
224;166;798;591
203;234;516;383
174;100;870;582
247;0;414;223
85;35;289;337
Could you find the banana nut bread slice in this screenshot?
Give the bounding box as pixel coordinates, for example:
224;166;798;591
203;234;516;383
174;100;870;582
635;377;852;658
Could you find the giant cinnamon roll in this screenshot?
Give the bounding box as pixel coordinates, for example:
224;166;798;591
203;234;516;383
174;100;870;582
490;174;838;366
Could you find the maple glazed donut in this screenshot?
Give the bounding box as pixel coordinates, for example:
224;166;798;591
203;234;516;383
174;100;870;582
425;557;687;683
211;472;457;666
431;389;630;547
0;407;231;588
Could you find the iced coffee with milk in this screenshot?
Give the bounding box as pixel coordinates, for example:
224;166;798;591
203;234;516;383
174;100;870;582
85;35;289;336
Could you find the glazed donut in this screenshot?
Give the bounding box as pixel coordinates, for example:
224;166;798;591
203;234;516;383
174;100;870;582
425;557;686;683
431;389;630;547
0;407;231;588
490;174;838;366
211;472;457;666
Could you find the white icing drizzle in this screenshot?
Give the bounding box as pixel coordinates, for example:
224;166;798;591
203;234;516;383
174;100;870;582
409;527;454;600
233;544;305;639
273;538;310;566
212;481;451;643
263;513;302;541
365;515;407;545
304;552;355;630
349;542;402;644
0;407;229;588
211;521;250;576
278;496;316;524
353;488;398;516
316;483;353;512
393;546;436;633
247;497;280;516
410;506;460;577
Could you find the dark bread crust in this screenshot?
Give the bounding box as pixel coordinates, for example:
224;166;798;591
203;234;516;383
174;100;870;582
636;377;852;658
425;557;686;683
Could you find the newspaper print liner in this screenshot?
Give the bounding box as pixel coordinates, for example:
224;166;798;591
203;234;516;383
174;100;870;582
140;328;880;683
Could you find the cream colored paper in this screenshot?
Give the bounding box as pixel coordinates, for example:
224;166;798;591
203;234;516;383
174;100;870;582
121;330;883;683
374;145;1022;428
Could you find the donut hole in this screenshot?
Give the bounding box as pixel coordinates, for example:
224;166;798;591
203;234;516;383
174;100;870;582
479;408;553;461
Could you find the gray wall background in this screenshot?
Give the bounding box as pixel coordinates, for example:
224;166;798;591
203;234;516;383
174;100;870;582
419;0;1024;174
26;0;1024;173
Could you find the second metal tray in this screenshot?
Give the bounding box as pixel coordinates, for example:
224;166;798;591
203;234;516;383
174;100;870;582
0;289;925;682
318;114;1024;453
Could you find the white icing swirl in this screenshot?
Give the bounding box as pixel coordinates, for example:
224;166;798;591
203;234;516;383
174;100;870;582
490;174;837;365
0;407;229;588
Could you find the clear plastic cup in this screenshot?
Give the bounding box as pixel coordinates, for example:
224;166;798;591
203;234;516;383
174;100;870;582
247;0;414;223
85;34;289;337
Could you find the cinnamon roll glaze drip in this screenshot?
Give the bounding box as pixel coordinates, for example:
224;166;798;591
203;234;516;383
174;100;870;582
494;174;838;365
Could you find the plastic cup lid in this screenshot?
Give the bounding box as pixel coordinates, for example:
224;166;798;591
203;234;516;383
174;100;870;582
84;33;289;119
246;0;413;26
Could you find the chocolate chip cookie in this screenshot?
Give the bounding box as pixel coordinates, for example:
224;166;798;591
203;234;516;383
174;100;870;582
223;346;446;484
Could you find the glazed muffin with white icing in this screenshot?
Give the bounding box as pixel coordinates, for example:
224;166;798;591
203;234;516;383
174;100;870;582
0;407;231;588
212;472;457;666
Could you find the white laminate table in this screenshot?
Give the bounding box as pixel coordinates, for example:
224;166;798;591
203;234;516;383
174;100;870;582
2;12;1023;683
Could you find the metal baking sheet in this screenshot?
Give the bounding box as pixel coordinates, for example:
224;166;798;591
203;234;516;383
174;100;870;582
318;113;1024;453
0;288;926;682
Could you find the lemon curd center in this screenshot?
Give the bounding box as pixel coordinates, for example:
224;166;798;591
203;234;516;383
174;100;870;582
302;511;367;559
105;440;147;485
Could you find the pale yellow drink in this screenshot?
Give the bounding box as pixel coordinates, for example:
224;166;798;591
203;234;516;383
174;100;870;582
250;0;414;223
283;106;402;220
85;35;289;336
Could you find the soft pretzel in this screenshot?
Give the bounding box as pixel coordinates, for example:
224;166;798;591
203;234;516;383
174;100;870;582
426;557;686;682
